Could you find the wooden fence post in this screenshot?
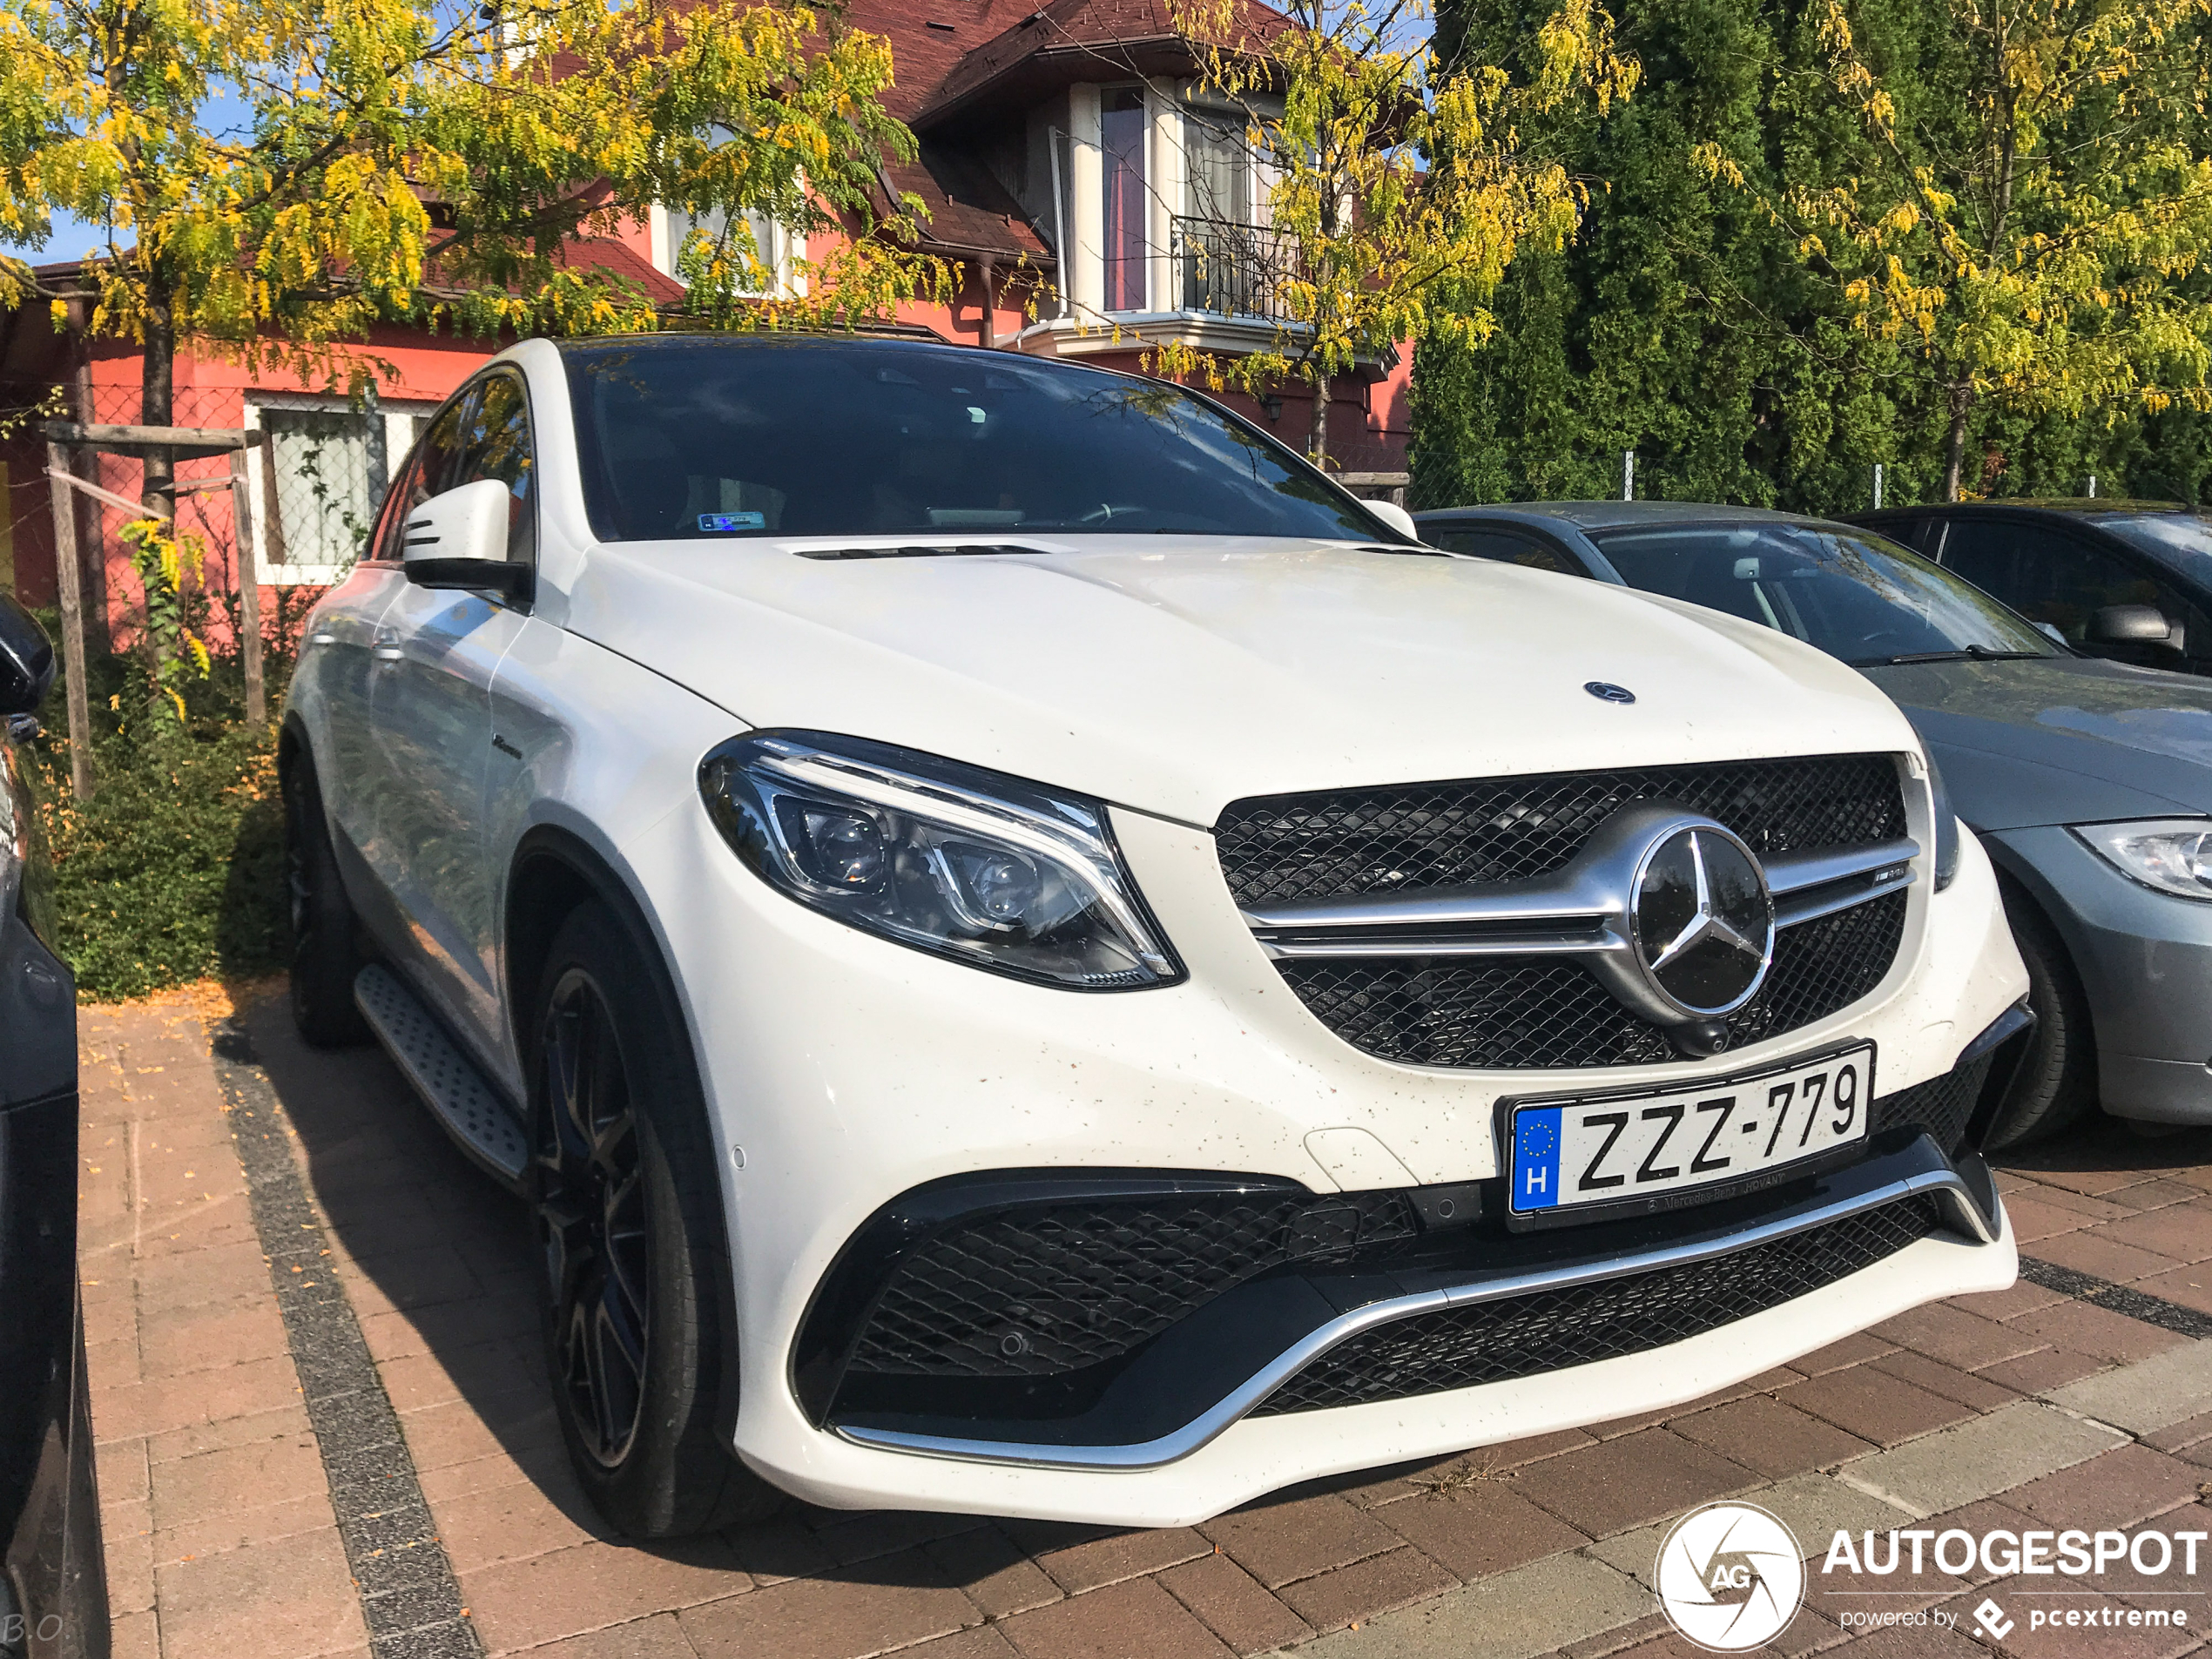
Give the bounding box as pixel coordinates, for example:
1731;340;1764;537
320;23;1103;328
229;443;266;724
43;440;95;800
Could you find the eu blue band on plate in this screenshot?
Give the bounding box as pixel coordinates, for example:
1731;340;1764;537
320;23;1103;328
1514;1107;1563;1211
698;511;766;532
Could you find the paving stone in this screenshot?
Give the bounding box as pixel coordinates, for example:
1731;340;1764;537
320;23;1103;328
995;1576;1232;1659
1587;1470;1905;1588
1873;1303;2045;1371
147;1428;327;1530
1022;1524;1210;1594
1669;1394;1878;1480
811;1508;990;1569
507;1611;703;1658
2004;1442;2208;1530
1776;1364;1975;1448
2032;1231;2188;1285
1508;1431;1757;1538
2102;1179;2209;1213
1203;1495;1402;1589
2045;1339;2212;1433
152;1524;370;1658
1864;1349;2021;1412
2001;1197;2098;1244
428;1470;615;1574
1839;1400;2126;1518
2128;1267;2212;1318
926;1525;1065;1619
2098;1203;2212;1264
1368;1477;1588;1580
1273;1547;1458;1635
1788;1333;1899;1376
1158;1551;1315;1653
467;1536;754;1651
1976;1348;2109;1394
1293;1549;1650;1659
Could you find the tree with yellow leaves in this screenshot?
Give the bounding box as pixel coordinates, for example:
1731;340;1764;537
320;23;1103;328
1702;0;2212;499
1156;0;1637;467
0;0;942;509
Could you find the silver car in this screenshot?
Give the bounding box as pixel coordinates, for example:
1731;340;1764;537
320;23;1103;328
1416;500;2212;1147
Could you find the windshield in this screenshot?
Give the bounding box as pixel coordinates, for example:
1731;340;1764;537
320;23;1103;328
2096;512;2212;583
562;338;1396;544
1590;522;2062;666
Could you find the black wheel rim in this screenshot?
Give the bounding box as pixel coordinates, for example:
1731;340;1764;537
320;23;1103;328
284;785;314;941
535;969;652;1468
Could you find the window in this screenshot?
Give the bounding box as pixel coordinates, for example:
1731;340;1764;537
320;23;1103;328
263;408;376;566
1936;519;2167;645
1430;528;1588;577
1186;112;1253;226
1101;88;1148;312
563;337;1399;544
455;373;537;565
373;395;472;563
1589;522;2060;665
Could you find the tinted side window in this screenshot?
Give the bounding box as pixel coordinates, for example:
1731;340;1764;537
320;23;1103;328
1939;519;2161;644
375;394;473;562
455;373;537;565
1431;528;1588;577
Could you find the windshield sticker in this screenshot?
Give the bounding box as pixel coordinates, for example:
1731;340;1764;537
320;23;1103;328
699;512;766;533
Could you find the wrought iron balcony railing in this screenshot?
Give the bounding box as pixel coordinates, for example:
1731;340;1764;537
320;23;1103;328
1171;215;1297;323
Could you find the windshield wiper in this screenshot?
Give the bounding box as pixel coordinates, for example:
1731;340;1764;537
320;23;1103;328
1858;645;2047;666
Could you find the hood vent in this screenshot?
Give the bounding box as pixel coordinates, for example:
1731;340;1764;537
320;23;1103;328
792;543;1057;561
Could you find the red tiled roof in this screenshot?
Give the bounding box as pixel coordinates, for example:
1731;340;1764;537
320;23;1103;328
887;145;1055;260
550;236;687;305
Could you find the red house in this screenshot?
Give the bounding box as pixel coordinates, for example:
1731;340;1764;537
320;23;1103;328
0;0;1410;635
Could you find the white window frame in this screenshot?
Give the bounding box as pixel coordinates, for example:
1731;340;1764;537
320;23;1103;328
243;391;441;585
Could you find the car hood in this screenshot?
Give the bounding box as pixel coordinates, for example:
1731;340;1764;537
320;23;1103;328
565;536;1921;823
1861;655;2212;829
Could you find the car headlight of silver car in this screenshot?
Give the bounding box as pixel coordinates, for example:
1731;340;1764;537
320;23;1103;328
2074;819;2212;901
698;732;1184;989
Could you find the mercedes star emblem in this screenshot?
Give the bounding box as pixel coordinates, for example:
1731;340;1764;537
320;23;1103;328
1630;823;1777;1017
1585;681;1636;704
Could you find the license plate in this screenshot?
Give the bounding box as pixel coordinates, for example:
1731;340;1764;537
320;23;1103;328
1507;1043;1875;1218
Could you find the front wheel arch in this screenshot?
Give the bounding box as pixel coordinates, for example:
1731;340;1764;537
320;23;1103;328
501;826;745;1444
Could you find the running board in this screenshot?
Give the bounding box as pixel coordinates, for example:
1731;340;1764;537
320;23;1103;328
354;964;530;1187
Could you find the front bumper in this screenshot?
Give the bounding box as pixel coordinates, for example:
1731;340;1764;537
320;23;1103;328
634;786;2026;1523
1986;826;2212;1122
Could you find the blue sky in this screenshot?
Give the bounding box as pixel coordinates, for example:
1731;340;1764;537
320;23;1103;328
4;211;106;263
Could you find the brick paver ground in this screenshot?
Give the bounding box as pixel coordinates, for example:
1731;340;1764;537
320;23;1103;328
76;997;2212;1658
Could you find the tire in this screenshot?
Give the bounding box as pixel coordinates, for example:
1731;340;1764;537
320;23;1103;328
283;747;372;1048
1984;884;2098;1151
528;900;781;1537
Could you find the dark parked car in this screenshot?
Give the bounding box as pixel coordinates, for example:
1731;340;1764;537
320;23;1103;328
1851;501;2212;677
0;595;108;1659
1416;501;2212;1148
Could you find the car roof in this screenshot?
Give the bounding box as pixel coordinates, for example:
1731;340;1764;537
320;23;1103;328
1855;499;2202;523
1413;501;1825;534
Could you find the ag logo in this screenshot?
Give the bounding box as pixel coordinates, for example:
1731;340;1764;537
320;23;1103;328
1654;1501;1805;1652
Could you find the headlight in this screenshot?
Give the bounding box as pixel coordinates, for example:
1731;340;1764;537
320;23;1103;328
1926;753;1962;892
698;732;1183;990
2074;819;2212;901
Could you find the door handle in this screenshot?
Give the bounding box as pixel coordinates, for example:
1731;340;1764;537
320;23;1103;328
308;632;337;647
373;645;404;663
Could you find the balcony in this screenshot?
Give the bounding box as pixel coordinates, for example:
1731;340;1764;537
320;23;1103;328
1172;216;1296;323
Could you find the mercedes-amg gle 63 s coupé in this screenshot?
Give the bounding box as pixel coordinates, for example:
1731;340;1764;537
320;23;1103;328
284;334;2032;1534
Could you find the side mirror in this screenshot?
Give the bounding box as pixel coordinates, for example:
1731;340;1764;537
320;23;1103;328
404;478;532;601
2087;604;2175;647
0;594;57;718
1364;500;1420;542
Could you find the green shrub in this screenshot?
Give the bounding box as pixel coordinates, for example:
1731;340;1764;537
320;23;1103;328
27;637;293;1002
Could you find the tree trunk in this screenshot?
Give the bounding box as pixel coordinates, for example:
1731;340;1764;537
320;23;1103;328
1309;371;1330;468
1942;381;1973;502
141;300;175;518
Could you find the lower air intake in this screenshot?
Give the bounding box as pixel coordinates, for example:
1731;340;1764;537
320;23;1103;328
1252;1196;1943;1415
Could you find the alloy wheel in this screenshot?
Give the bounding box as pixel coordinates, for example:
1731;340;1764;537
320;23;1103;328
536;968;654;1467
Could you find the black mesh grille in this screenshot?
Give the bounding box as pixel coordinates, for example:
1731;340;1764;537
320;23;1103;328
1253;1197;1943;1415
849;1190;1420;1378
1874;1055;1993;1153
1278;891;1906;1069
1218;755;1907;907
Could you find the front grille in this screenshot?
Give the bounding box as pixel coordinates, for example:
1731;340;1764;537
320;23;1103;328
1278;890;1905;1069
1218;755;1907;907
848;1190;1420;1379
1253;1196;1943;1415
1874;1054;1993;1152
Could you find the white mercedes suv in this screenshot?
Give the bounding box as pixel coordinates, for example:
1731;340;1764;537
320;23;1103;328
284;334;2031;1535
